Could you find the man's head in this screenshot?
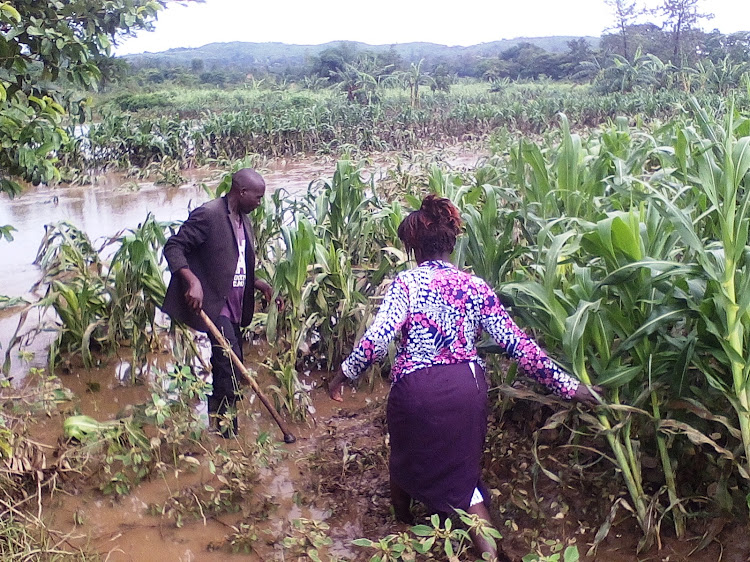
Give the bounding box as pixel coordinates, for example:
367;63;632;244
231;168;266;214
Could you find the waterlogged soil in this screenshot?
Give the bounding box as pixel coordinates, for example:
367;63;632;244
21;347;750;562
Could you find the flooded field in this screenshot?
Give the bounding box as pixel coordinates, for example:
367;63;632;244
0;156;347;381
21;353;750;562
3;146;746;561
0;147;482;380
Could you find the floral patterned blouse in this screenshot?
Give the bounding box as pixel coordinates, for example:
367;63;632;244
341;260;579;398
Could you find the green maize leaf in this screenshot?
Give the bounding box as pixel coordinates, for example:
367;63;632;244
617;309;687;354
611;214;642;261
717;339;747;367
597;260;693;289
736;268;750;318
653;194;704;256
522;142;551;197
596;365;642;388
404;194;421;211
700;367;732;394
668;332;696;395
563;299;600;355
557;113;581;194
732;137;750;191
63;415;114;441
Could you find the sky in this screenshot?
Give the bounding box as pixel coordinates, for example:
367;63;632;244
115;0;750;56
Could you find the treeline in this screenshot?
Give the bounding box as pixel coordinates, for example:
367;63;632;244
115;27;750;91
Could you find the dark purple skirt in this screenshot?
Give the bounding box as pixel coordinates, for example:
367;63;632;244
387;362;489;513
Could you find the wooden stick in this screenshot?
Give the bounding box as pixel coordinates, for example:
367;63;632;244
199;310;296;444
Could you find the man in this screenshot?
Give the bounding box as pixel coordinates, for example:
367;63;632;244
162;168;273;437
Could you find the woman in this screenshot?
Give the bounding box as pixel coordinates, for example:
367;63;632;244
328;194;597;561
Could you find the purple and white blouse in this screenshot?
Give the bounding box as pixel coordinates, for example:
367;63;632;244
341;260;579;398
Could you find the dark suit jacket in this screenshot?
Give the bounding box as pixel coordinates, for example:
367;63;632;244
162;196;256;332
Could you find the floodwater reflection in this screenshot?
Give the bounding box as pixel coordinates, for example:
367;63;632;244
0;160;334;380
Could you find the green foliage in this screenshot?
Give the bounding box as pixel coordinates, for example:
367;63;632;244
16;85;750;554
0;224;15;242
27;214;193;373
62;364;211;497
0;0;165;193
353;511;502;561
65;80;745;177
265;358;313;422
523;543;580;562
281;518;333;562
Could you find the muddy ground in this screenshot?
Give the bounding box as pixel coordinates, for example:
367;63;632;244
7;349;748;562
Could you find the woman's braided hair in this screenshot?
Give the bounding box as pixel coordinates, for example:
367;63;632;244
397;194;462;257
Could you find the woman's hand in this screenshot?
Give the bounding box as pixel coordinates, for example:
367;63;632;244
573;383;603;405
328;371;348;402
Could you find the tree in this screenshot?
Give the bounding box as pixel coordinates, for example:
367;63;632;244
311;42;358;80
605;0;640;60
392;60;434;109
190;57;205;73
0;0;174;196
703;30;750;64
331;62;377;104
658;0;713;63
563;38;595;80
601;22;674;61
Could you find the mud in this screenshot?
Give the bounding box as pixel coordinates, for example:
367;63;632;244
35;353;394;561
23;347;749;562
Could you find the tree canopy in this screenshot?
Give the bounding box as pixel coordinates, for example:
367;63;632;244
0;0;169;195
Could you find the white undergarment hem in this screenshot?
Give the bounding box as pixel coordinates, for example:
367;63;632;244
469;487;484;506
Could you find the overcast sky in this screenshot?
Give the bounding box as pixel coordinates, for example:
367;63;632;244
115;0;750;56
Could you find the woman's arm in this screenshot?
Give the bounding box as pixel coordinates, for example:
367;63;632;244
478;285;580;399
342;277;409;379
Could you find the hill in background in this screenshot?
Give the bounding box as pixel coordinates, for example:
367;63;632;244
121;37;600;69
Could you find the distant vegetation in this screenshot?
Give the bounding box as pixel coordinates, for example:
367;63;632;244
114;26;749;90
122;36;600;79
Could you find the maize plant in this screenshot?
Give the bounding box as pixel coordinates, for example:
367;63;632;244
652;100;750;483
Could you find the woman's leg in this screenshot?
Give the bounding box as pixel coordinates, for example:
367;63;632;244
390;480;414;524
466;501;510;562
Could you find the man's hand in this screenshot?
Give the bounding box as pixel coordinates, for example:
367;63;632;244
255;278;284;311
178;268;203;313
573;383;603;406
328;371;348;402
255;278;272;302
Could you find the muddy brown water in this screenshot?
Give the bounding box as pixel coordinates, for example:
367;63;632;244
0;159;334;381
36;362;391;562
0;148;483;381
